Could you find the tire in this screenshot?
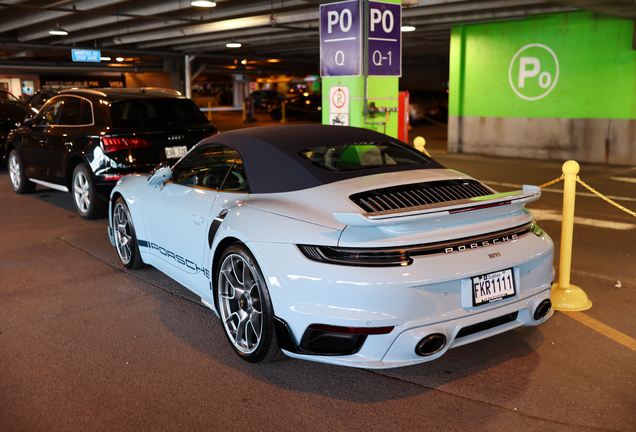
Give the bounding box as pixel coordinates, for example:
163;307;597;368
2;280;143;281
112;197;145;270
72;164;106;219
8;150;36;194
216;243;281;363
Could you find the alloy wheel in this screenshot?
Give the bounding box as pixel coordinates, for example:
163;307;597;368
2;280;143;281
113;202;132;265
73;170;90;214
8;154;20;190
218;254;263;354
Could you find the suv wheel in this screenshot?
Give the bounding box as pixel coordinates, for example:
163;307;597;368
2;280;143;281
72;164;106;219
8;150;36;194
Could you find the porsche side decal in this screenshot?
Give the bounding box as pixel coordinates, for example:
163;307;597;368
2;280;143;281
138;240;211;279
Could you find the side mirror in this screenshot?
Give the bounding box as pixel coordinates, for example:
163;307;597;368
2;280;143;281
148;162;172;188
23;116;34;128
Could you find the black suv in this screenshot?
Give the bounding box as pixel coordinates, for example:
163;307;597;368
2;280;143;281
0;99;37;162
5;87;218;219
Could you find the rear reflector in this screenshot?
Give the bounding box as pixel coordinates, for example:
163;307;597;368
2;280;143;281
101;137;149;153
103;174;124;181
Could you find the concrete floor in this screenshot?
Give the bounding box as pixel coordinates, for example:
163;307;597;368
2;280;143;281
1;116;635;431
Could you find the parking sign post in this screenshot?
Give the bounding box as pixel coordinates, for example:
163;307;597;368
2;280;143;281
320;0;401;138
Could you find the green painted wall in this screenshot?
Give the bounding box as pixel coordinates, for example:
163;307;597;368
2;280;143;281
449;12;636;119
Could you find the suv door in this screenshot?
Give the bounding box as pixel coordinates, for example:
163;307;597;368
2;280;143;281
20;96;63;179
45;95;85;181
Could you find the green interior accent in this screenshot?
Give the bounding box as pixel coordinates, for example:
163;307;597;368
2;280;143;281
449;11;636;119
471;191;521;201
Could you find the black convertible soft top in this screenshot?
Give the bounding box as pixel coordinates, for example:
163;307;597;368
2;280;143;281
204;125;445;194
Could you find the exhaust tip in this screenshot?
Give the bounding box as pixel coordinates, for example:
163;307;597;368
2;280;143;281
415;333;446;357
534;299;552;321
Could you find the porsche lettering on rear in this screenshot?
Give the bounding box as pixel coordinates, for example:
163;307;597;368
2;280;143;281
444;234;518;254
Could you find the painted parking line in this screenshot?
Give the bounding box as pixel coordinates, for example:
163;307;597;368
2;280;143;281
562;311;636;353
530;208;636;230
483;180;636;203
610;176;636;184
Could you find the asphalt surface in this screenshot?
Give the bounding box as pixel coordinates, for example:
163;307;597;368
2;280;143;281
1;116;635;431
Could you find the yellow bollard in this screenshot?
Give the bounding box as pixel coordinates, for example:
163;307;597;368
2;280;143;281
207;101;212;121
413;136;431;157
551;160;593;311
280;101;287;123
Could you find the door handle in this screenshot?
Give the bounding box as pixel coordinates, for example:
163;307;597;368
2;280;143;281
189;215;204;226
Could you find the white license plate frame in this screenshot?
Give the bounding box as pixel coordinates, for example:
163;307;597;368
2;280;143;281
472;268;515;306
165;145;187;159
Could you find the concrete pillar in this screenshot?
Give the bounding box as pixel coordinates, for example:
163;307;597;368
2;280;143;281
232;74;246;108
184;55;195;99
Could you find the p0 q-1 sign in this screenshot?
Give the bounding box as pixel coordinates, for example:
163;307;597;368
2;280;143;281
368;1;401;76
320;1;361;77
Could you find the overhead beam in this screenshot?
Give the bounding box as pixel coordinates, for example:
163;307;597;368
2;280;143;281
104;9;320;46
17;0;194;42
0;0;128;34
59;0;308;45
0;61;163;73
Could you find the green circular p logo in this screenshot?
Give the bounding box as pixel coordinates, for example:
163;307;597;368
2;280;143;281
509;44;559;101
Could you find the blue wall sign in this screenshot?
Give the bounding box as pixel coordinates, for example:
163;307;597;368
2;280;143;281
71;49;101;63
368;1;401;77
320;1;361;77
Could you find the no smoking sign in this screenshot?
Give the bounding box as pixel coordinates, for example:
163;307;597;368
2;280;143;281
329;86;349;126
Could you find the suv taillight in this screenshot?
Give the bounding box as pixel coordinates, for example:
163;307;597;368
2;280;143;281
100;137;149;153
202;131;219;139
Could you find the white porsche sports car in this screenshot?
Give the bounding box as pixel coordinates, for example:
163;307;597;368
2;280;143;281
108;125;554;369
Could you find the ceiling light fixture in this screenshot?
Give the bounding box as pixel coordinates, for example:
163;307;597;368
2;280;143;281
100;56;111;61
226;42;241;48
49;20;68;36
116;57;124;62
191;1;216;7
401;24;416;32
49;28;68;35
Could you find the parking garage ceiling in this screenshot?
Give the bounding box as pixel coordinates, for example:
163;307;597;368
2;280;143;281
0;0;599;77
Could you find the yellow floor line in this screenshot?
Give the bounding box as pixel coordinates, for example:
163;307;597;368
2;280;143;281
562;311;636;353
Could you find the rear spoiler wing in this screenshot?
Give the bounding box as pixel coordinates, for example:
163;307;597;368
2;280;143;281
333;185;540;227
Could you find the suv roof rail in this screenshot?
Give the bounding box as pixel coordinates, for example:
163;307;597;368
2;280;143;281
140;87;182;95
59;88;108;97
43;84;88;90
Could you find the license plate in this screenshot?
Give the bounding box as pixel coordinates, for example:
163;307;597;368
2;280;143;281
165;145;187;159
472;268;515;306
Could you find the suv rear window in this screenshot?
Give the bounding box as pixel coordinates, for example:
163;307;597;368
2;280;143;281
298;142;431;172
110;98;209;129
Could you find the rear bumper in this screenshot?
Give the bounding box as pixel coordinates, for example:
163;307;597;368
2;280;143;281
281;286;553;369
248;229;555;369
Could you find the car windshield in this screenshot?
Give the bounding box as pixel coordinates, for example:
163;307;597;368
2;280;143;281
298;142;431;172
110;98;209;128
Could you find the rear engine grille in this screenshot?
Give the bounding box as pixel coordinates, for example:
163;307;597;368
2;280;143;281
350;179;494;213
